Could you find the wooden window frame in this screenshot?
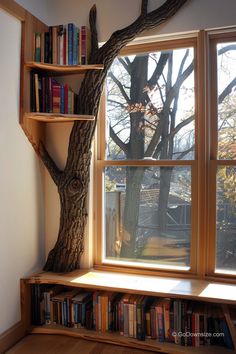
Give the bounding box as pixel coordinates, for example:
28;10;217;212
206;30;236;281
94;30;236;283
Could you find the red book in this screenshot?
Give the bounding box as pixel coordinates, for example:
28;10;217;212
52;80;61;113
64;84;69;114
80;26;91;64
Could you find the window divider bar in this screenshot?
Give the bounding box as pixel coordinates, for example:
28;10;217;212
97;160;195;167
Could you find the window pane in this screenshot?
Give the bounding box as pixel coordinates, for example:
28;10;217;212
104;166;191;268
106;48;195;161
216;166;236;272
217;42;236;159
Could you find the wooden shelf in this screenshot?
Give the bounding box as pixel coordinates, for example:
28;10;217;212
24;112;95;122
30;325;233;354
21;271;236;353
25;61;104;75
26;269;236;304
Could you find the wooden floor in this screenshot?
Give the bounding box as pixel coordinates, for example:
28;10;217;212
6;334;154;354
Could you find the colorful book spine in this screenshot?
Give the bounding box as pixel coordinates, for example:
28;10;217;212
30;285;235;350
67;23;74;65
80;25;91;64
73;26;79;65
52;80;61;113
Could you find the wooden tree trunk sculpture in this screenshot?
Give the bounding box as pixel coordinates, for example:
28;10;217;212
39;0;189;272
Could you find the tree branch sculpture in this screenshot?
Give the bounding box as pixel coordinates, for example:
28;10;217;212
40;0;189;272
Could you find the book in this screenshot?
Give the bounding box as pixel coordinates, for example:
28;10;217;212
34;73;39;112
34;32;41;62
30;71;36;112
67;23;74;65
80;25;91;64
44;32;50;63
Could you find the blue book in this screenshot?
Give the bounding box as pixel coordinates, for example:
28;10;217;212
67;23;74;65
73;26;79;65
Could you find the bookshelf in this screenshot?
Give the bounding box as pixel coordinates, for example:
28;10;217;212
20;19;103;151
20;270;236;353
24;112;95;122
25;61;104;75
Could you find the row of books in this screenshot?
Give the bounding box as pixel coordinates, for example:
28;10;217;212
31;73;78;114
34;23;91;65
31;285;234;349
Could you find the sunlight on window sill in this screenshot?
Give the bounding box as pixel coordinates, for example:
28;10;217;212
199;283;236;302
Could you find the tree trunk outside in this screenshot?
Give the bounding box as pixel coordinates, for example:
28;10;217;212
158;166;173;233
120;167;145;257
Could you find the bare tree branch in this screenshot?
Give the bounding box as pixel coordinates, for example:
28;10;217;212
218;44;236;56
166;52;173;94
176;145;194;160
89;5;99;62
118;57;131;75
219;77;236;104
38;142;62;186
97;0;189;68
110;125;128;154
172;114;194;135
108;71;131;104
147;52;170;87
148;114;194;158
141;0;149;16
164;61;193;109
107;98;127;109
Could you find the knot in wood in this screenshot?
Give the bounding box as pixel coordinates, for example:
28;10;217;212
68;177;82;194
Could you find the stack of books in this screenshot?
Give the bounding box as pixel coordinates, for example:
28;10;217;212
31;73;78;114
31;284;234;349
33;23;91;65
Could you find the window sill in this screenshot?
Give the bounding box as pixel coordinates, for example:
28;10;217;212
28;268;236;304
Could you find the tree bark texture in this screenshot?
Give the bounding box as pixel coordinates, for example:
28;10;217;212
39;0;189;272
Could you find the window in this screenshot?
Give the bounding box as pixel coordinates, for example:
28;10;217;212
208;33;236;277
95;31;236;280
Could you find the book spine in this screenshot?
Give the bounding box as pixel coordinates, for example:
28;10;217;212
80;25;86;65
60;85;65;114
44;32;50;63
52;81;61;113
73;25;78;65
30;71;36;112
68;23;74;65
157;305;165;342
34;73;39;112
41;33;44;63
52;26;58;64
65;25;68;65
44;292;51;324
58;25;64;65
123;301;129;337
145;312;151;338
129;303;134;337
34;32;41;62
48;26;53;64
163;302;170;341
41;77;46;113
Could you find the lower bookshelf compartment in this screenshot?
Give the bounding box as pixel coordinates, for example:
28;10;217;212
21;272;236;354
30;325;234;354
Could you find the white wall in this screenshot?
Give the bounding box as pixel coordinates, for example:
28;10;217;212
41;0;236;42
0;9;45;334
15;0;51;24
